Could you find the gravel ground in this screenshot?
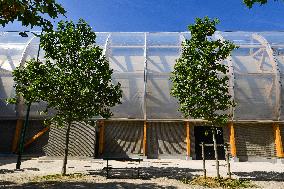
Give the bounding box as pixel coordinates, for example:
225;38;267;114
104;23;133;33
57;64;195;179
0;157;283;188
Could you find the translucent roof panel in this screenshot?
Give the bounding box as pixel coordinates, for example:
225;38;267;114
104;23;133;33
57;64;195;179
146;74;183;119
262;33;284;120
234;74;276;120
0;32;36;118
147;33;182;46
231;48;273;73
2;31;284;121
0;32;34;71
95;32;109;47
109;47;144;73
0;76;16;118
147;47;180;73
219;32;262;46
110;33;144;46
111;73;144;119
259;32;284;46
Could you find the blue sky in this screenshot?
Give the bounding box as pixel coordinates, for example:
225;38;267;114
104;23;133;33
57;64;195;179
2;0;284;32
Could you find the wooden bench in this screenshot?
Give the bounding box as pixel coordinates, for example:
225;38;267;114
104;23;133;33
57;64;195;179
103;157;142;178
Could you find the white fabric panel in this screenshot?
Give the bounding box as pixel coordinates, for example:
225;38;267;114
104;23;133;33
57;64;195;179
110;33;144;46
147;33;181;46
1;32;284;120
109;48;144;73
146;73;183;119
147;47;180;73
0;32;33;118
234;74;276;120
111;73;144;118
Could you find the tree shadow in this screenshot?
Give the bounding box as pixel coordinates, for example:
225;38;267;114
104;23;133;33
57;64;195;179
1;180;178;189
0;167;39;174
88;166;201;180
233;171;284;181
0;180;17;187
0;155;39;166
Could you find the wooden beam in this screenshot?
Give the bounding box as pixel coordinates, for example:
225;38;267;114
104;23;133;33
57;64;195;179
229;122;237;157
98;121;105;155
185;121;191;157
273;123;284;158
24;126;50;148
12;119;24;153
143;121;147;156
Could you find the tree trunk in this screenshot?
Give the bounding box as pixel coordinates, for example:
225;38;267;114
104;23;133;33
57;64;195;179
201;142;206;178
62;121;72;175
16;103;31;169
224;143;231;179
212;128;220;179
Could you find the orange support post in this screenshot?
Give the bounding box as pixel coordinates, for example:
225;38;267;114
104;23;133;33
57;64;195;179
185;121;191;157
12;119;24;153
273;123;284;158
98;121;105;155
24;126;50;149
143;121;147;156
229;122;237;157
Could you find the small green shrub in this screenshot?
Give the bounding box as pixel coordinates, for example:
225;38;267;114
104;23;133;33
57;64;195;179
181;176;257;188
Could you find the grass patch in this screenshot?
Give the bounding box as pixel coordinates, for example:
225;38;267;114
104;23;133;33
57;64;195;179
181;176;257;188
32;173;86;182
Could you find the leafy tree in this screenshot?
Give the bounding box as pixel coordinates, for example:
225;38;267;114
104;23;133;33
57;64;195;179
8;59;49;169
243;0;279;8
0;0;66;31
10;19;122;174
38;19;122;175
2;0;65;169
171;17;237;178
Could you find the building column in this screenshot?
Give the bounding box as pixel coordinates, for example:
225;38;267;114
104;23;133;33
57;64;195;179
229;122;237;158
143;121;147;156
185;121;191;159
98;121;105;155
12;119;24;153
273;123;284;158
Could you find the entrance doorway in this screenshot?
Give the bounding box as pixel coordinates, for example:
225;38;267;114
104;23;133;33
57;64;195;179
194;126;225;160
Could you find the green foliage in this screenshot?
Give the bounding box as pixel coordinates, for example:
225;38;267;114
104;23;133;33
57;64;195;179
182;176;257;188
8;59;49;105
10;19;122;126
38;19;122;125
0;0;66;31
171;17;237;126
243;0;279;8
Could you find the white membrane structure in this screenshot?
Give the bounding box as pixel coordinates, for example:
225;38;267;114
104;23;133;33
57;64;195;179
1;32;284;121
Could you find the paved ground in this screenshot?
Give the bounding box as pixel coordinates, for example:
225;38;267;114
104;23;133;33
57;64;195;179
0;156;284;188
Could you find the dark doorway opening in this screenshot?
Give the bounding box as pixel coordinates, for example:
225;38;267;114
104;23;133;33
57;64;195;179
194;126;225;160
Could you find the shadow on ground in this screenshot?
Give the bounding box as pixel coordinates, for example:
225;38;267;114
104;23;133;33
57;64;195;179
0;167;40;174
0;157;17;167
233;171;284;181
0;180;177;189
88;167;201;180
0;155;39;167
